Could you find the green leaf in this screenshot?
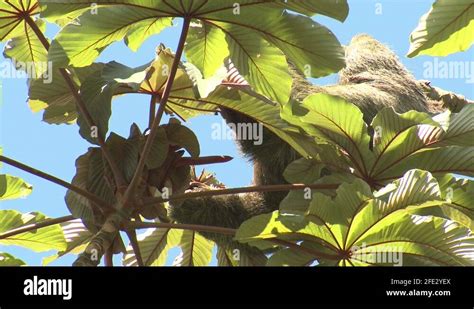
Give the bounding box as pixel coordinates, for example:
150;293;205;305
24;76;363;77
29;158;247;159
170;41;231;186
106;133;140;183
0;252;26;266
0;210;66;252
368;106;474;181
282;93;375;177
185;21;229;78
3;18;49;78
236;170;474;266
283;158;324;184
146;128;169;169
408;174;474;231
46;0;345;103
376;146;474;182
167;85;317;158
184;62;228;99
172;230;214;266
0;1;49;79
212;22;292;104
123;228;182;266
0;174;32;201
433;105;474;147
284;100;474;186
47;5;170;68
247;12;346;78
408;0;474;57
66;149;115;228
266;242;330;266
163;120;200;158
345;171;442;247
371;108;440;157
28;63;105;124
275;0;349;21
77;61;149;144
216;245;267;266
125;17;174;52
42;219;93;265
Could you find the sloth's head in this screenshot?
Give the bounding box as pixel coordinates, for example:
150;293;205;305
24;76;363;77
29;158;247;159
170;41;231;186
340;34;411;84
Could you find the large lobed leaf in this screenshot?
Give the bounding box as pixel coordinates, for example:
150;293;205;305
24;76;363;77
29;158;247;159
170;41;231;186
42;0;346;104
123;228;181;266
0;0;49;78
282;95;474;186
236;170;474;266
123;228;214;266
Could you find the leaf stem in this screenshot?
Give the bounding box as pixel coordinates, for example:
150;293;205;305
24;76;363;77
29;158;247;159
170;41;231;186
124;17;192;203
148;94;157;129
125;229;144;266
0;215;74;240
104;244;114;267
270;239;340;261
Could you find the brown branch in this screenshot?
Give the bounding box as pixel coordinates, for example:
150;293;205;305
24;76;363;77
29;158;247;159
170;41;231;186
23;13;127;190
141;183;341;206
270;239;340;261
174;155;233;167
125;229;144;266
124;221;237;236
0;155;113;212
0;215;75;240
148;94;157;130
123;17;192;203
104;244;114;267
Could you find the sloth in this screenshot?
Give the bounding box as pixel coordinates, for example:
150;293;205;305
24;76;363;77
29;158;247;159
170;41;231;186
169;34;444;255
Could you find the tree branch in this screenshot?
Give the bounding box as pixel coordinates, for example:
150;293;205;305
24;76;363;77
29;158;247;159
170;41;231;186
141;183;341;206
123;221;237;236
0;155;113;212
0;215;75;240
104;244;114;267
175;155;233;167
125;229;144;266
270;238;340;261
148;94;157;130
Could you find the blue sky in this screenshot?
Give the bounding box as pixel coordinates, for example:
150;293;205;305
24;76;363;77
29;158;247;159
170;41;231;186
1;0;473;266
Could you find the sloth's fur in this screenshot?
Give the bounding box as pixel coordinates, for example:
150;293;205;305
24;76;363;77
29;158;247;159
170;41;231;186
169;34;445;256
